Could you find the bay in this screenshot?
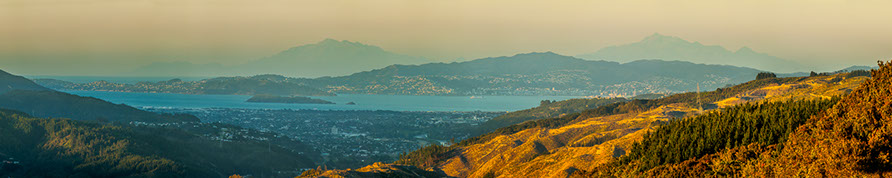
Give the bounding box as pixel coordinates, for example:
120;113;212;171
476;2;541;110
62;90;580;112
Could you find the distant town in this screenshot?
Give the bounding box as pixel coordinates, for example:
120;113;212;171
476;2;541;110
144;107;501;168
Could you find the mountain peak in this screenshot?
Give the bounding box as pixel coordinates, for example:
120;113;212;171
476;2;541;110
244;39;428;77
319;38;340;43
640;33;686;43
315;38;365;46
278;38;383;53
736;46;755;53
512;51;566;58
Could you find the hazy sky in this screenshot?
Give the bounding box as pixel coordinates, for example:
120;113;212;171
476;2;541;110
1;0;890;76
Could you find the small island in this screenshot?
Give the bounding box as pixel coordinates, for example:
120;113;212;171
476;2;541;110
246;95;335;104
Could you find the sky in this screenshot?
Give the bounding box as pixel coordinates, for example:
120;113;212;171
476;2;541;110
1;0;891;76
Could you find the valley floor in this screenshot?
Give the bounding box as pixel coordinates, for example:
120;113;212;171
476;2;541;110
146;108;501;169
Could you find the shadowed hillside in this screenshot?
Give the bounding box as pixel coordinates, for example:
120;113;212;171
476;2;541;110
0;69;49;93
0;109;316;178
0;69;198;123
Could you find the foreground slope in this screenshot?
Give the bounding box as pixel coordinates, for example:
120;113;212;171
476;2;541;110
476;97;628;134
578;61;892;177
442;73;863;177
307;69;868;177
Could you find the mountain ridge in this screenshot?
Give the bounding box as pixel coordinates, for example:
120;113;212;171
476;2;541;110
577;33;805;73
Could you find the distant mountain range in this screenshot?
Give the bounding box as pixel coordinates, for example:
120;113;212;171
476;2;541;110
131;34;818;78
129;39;429;77
43;52;765;97
577;33;805;73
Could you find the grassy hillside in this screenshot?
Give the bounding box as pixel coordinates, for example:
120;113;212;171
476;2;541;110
477;98;627;134
576;61;892;177
325;68;869;177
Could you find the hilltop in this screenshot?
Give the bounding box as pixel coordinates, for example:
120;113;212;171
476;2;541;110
577;33;805;73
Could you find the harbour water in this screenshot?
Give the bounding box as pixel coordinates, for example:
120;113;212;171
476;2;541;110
62;90;579;112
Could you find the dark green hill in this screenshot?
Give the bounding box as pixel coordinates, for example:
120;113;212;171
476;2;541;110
0;69;49;93
0;69;197;123
0;90;198;123
0;109;316;177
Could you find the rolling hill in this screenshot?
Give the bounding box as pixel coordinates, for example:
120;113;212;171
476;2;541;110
0;68;320;177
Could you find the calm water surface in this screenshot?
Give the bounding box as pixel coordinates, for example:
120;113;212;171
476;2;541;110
62;90;580;112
